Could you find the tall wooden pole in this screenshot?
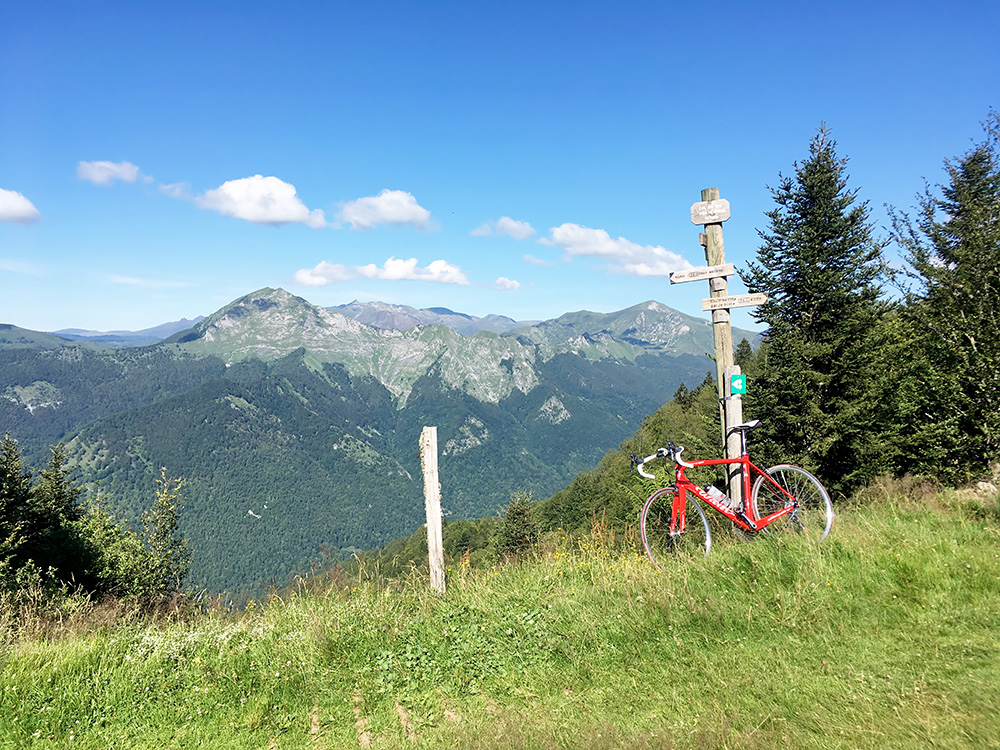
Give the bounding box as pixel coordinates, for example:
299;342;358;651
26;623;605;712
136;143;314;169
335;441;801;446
696;188;743;509
675;190;768;508
419;426;445;595
700;188;735;402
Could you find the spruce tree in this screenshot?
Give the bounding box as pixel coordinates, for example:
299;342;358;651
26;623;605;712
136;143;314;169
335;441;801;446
889;110;1000;481
142;469;191;596
492;490;540;561
741;125;887;494
0;433;34;574
32;444;86;581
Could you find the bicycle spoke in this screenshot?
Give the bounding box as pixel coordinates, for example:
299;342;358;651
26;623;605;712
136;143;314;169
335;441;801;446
751;464;833;541
641;489;711;569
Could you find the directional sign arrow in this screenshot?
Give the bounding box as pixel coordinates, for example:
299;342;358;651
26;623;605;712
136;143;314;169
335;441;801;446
690;198;731;225
701;293;768;311
669;263;735;284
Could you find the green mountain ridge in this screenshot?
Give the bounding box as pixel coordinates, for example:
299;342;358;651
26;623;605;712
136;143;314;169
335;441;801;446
2;289;742;593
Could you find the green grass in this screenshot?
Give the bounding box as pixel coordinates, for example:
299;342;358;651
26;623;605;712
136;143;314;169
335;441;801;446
2;482;999;749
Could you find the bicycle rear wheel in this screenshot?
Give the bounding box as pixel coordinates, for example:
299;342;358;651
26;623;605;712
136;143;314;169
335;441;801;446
750;465;833;541
640;488;711;569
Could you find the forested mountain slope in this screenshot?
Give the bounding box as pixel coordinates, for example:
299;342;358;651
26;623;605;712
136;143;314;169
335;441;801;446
2;289;728;593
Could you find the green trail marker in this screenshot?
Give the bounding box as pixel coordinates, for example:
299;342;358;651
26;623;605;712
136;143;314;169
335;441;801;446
730;373;747;395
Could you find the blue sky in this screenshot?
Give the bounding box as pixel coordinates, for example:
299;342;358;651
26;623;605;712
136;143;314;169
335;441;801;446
2;1;997;333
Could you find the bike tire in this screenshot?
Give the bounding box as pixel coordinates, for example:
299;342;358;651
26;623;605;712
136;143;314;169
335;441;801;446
750;464;833;542
640;488;712;569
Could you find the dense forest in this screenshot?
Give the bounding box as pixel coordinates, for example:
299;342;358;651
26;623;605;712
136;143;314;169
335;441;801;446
3;110;999;604
1;327;707;595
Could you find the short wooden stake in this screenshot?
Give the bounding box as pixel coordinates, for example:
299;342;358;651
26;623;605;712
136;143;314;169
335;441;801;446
419;426;445;595
723;364;744;510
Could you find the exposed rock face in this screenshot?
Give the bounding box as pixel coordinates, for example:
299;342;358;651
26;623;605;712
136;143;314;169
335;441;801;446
171;289;752;407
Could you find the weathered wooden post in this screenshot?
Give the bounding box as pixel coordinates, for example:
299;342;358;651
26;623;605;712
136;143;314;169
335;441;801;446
672;189;767;509
419;426;445;595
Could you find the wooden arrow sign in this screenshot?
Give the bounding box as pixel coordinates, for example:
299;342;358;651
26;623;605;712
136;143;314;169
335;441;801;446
690;198;731;225
701;293;768;311
670;263;735;284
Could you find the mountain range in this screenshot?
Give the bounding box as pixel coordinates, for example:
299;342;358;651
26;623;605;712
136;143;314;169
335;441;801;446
2;289;757;594
49;318;206;347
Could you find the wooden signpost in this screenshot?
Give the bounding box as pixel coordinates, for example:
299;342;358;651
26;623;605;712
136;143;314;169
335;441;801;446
419;426;445;595
686;189;767;509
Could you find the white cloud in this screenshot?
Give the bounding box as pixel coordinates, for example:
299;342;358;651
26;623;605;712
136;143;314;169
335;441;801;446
160;182;192;200
545;223;693;277
523;253;555;267
294;257;470;287
110;275;190;288
77;160;144;186
197;175;326;228
0;188;41;224
338;189;431;230
495;276;521;290
471;216;536;240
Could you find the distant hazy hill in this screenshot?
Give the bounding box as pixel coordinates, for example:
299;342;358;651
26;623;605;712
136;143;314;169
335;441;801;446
332;300;532;335
506;300;759;357
3;288;738;594
0;323;104;350
49;317;205;347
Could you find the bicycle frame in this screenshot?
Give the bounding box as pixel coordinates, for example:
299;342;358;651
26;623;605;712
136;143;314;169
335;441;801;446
661;426;800;534
671;454;798;533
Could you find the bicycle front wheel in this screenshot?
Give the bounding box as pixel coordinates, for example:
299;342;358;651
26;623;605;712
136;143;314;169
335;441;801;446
750;465;833;542
640;488;711;569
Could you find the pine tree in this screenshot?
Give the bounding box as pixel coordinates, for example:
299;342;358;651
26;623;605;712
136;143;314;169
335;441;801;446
734;338;757;373
741;125;887;494
0;433;34;575
889;110;1000;481
492;490;540;561
142;468;191;596
672;382;693;409
31;444;87;582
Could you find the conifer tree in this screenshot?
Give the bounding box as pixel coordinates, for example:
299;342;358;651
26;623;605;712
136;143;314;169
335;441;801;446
742;125;887;494
734;338;757;373
492;490;540;561
0;433;34;574
142;468;191;596
32;444;86;581
890;110;1000;481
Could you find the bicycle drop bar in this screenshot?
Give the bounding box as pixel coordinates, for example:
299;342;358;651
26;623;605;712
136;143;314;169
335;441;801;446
634;442;695;479
635;453;659;479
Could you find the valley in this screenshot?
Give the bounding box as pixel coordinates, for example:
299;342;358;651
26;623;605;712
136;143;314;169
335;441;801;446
1;289;755;594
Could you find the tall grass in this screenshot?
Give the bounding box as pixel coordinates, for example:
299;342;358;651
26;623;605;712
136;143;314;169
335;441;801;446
2;483;998;749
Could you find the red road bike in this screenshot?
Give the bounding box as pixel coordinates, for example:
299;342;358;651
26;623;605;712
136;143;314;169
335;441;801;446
633;419;833;569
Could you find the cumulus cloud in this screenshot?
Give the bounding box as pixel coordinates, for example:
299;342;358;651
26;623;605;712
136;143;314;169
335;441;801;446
495;276;521;290
544;223;693;277
0;188;41;224
470;216;536;240
77;160;145;186
294;257;470;287
338;189;431;230
196;175;327;228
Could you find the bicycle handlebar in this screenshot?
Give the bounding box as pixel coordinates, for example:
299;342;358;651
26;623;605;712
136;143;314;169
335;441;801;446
635;452;659;479
632;442;695;480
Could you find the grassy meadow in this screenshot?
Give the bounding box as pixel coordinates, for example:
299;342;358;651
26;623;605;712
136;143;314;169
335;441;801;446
2;479;999;749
